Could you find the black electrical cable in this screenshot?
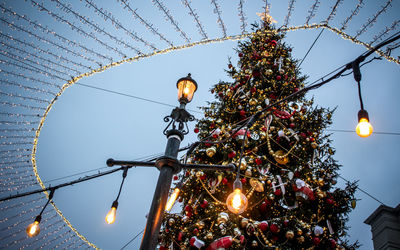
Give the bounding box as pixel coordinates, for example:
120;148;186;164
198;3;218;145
75;82;201;114
298;29;324;67
120;228;145;250
327;129;400;136
115;167;128;201
0;167;124;202
337;175;385;205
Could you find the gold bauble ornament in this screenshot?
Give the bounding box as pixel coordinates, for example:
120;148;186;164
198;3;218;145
206;147;217;157
251;240;258;247
206;232;213;240
217;212;229;224
240;218;249;228
286;230;295;240
245;167;252;177
196;221;205;229
274;150;289;165
266;69;273;75
351;199;357;209
168;218;175;226
195;171;204;178
240;159;247;170
297;229;303;235
311;142;318;149
226;89;233;97
249;98;258;106
250;178;264;192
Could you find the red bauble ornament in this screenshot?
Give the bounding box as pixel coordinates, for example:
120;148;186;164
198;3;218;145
206;236;233;250
270;224;280;233
200;174;207;180
276;75;282;81
239;110;246;116
241;178;247;184
294;87;299;92
326;198;335;205
330;238;337;248
194;127;199;133
218;91;224;98
251;87;256;93
228;64;233;68
290;123;296;128
159;246;167;250
240;235;246;244
193;228;199;235
228;151;236;158
200;199;209;208
284;219;289;227
173;175;179;180
238;52;243;57
259;201;267;213
258;221;269;231
274;189;282;196
185;205;192;212
222;177;228;185
178;231;184;241
255;158;262;165
313;237;321;246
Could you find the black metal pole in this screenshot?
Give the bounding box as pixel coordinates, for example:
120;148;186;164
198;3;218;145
140;130;183;250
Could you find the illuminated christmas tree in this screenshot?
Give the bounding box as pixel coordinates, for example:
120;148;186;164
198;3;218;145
159;20;358;249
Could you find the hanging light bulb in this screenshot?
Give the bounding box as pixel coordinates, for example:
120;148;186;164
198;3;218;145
356;110;373;138
105;201;118;224
165;188;180;211
226;179;248;214
26;215;41;237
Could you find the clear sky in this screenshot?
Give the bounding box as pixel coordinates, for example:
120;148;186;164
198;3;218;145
1;0;399;249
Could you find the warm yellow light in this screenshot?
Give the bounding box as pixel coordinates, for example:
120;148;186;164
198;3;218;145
177;74;197;104
356;118;373;137
165;188;180;211
26;221;40;237
226;188;248;214
105;207;117;224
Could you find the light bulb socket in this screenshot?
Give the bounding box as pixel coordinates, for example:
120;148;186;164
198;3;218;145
358;109;369;122
233;178;242;190
34;215;42;223
111;200;119;209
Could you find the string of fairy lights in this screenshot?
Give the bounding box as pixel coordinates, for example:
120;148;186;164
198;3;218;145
0;0;399;248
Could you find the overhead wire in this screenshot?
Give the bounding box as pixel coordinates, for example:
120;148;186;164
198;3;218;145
298;28;324;67
120;229;145;250
75;82;202;114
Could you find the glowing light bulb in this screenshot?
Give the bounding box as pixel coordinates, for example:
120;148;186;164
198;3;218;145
105;207;117;224
356;118;373;137
105;201;118;224
183;86;190;95
165;188;180;211
356;110;373;138
226;188;248;214
26;221;40;237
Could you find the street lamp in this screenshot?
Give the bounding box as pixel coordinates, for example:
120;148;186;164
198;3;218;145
177;73;197;105
106;74;235;250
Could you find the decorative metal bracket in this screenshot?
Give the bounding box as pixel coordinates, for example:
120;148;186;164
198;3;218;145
163;107;195;135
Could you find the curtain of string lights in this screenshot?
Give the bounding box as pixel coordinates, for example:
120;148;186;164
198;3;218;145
0;0;399;248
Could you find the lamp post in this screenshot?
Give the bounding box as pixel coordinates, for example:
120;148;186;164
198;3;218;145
106;74;235;249
139;74;197;250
